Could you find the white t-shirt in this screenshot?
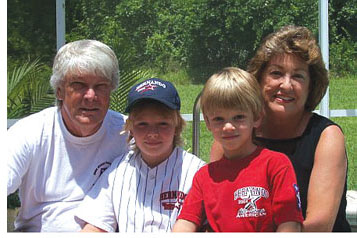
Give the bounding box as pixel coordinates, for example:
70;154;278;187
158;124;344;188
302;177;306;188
7;107;128;232
76;147;206;232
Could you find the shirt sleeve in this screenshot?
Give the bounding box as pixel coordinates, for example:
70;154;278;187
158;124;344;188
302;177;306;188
177;167;205;226
75;161;119;232
270;155;304;226
7;120;33;195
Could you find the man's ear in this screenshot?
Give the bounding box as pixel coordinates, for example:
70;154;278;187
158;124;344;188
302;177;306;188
56;86;64;100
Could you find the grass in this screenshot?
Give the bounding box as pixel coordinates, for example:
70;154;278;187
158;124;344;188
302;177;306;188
163;70;357;190
334;117;357;190
330;75;357;109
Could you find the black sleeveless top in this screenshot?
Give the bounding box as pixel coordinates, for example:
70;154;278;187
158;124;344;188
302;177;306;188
255;113;351;231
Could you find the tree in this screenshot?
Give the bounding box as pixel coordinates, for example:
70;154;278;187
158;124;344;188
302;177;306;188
7;59;55;119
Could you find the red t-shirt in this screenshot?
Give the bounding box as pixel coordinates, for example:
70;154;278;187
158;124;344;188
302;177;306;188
177;147;303;232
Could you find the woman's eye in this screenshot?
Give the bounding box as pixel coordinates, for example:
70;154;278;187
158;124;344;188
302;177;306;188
270;71;282;77
293;74;305;80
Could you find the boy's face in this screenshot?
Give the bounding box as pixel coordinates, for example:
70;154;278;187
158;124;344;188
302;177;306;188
131;106;176;167
204;108;261;160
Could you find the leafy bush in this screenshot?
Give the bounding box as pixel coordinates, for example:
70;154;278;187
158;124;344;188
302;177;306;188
330;36;357;76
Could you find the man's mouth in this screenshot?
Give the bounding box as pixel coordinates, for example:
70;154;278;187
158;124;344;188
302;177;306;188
80;108;99;112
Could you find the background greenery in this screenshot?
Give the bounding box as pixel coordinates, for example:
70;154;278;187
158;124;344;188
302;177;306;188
8;0;357;79
7;0;357;208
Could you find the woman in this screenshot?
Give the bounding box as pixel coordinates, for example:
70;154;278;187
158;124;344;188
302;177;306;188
210;25;351;231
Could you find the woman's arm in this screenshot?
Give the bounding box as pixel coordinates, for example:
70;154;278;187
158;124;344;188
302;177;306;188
303;125;347;231
80;223;107;232
210;139;224;162
172;219;198;232
277;221;301;232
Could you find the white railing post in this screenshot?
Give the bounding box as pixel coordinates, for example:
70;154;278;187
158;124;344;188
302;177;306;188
192;92;202;157
319;0;330;118
56;0;66;51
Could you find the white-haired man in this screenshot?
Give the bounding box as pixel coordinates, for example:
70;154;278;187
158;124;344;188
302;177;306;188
7;40;128;232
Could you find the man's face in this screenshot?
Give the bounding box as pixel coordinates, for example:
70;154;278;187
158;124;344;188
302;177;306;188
57;73;112;137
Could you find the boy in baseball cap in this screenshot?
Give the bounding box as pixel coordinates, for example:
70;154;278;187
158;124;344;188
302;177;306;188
76;78;205;232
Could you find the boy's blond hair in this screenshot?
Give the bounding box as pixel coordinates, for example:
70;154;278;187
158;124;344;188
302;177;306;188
123;100;185;152
200;67;263;121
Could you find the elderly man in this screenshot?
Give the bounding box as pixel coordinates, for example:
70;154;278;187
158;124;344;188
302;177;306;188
7;40;128;232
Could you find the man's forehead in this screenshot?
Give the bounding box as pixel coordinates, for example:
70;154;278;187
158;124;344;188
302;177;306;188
65;72;108;82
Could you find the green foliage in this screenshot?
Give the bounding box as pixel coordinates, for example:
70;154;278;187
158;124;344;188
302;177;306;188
7;0;56;64
110;69;150;113
8;0;357;76
7;59;55;119
330;0;357;42
182;121;213;163
7;192;21;209
330;36;357;76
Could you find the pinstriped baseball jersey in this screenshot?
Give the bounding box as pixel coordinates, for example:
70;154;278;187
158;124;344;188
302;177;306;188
76;146;205;232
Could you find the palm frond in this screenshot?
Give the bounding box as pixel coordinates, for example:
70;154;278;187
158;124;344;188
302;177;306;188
110;69;149;113
7;58;42;99
7;58;55;118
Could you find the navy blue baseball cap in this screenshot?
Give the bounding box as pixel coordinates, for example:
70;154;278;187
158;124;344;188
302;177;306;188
125;78;181;113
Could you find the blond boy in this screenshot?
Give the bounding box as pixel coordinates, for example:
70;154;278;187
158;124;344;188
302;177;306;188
173;67;303;232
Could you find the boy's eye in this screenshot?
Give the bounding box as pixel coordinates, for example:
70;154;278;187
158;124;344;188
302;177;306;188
212;117;224;122
233;115;245;121
159;122;169;127
136;122;148;127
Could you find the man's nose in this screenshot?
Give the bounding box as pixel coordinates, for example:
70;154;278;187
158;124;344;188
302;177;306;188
84;88;96;101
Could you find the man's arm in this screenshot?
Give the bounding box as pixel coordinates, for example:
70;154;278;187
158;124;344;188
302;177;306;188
80;223;107;232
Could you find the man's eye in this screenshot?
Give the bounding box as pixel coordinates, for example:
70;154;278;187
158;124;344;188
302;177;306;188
96;83;110;91
70;82;85;89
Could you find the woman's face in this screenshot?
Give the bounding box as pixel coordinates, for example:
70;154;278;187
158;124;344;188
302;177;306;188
260;53;310;117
